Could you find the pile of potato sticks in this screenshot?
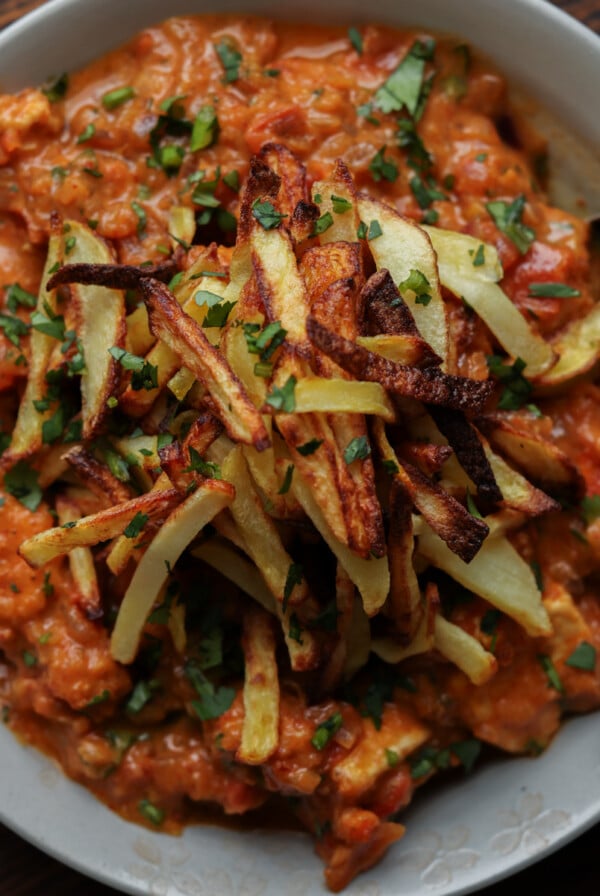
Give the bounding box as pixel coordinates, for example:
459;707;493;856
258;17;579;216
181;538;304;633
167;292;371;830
5;142;594;767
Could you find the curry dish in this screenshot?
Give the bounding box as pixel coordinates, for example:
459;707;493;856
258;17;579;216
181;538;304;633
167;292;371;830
1;15;599;892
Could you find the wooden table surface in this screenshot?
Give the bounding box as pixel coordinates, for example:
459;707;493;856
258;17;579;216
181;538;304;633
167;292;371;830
1;0;599;894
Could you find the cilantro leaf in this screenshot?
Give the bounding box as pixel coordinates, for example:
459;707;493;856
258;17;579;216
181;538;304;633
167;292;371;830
399;268;431;305
185;446;221;479
278;464;294;495
311;712;343;750
265;375;297;412
4;461;42;511
538;654;564;693
124;511;149;539
41;73;68;103
283;562;304;613
202;300;236;328
486;355;532;410
102;86;135;110
215;40;242;83
190;105;219;152
186;663;235;720
311;212;334;236
330;194;353;214
0;312;29;347
252;200;286;230
348;26;363;54
374;43;428;116
369;146;398;183
486;195;535;254
109;346;158;391
343;435;371;464
565;641;596;672
528;282;581;298
296;438;323;456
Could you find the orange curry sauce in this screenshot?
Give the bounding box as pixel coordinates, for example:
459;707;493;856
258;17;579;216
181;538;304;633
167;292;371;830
0;16;599;892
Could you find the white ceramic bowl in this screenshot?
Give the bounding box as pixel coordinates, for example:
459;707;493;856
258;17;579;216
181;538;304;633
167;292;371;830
1;2;599;895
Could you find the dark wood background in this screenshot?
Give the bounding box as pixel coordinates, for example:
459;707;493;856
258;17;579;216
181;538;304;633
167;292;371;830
1;0;599;894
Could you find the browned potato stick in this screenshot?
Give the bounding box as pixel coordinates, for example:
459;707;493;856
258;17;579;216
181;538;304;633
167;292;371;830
301;243;362;318
126;304;154;357
401;441;454;476
388;478;422;640
140;277;270;451
63;445;134;507
20;487;182;568
56;494;101;618
362;269;442;368
483;443;559;516
221;444;310;607
259;142;309;216
373;418;489;563
357;194;449;364
252;223;311;346
537;304;600;387
238;609;280;765
106;472;175;575
307;316;493;414
3;226;62;464
427;406;502;510
47;260;177;292
433;615;498;685
478;415;585;500
111;479;235;663
311;159;361;246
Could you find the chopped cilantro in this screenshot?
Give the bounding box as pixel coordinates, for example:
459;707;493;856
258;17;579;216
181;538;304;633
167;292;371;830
278;464;294;495
109;346;158;391
22;650;37;667
186;662;235;720
343;435;371;464
31;307;65;341
385;748;399;767
86;689;111;707
215;40;242;83
311;212;334;236
288;613;304;644
538;654;564;693
5;283;36;312
138;799;165;826
102;86;135;110
582;494;600;526
369;146;398;183
127;680;159;713
252;199;286;230
486;355;532;410
77;123;96;144
185;446;221;479
399;268;431;305
357;221;368;239
330;194;352;214
565;642;596;672
531;560;544;593
486;195;535;254
266;375;297;412
480;608;501;636
223;169;240;192
348;26;363;54
4;461;42;511
383;459;400;475
528;282;581;298
367;219;383;241
409;173;447;209
374;39;435;117
202;300;236;328
451;738;481;772
190;105;219;152
130;201;147;237
124;512;149;539
296;439;323;456
472;244;486;267
41;73;68;103
311;712;343;750
0;312;29;347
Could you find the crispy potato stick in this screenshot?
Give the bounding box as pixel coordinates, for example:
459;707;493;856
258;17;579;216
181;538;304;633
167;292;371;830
290;377;395;421
417;521;552;636
192;537;320;671
126;304;154;356
292;469;390;615
106;473;174;575
331;704;430;800
306;316;493;414
357;196;448;363
139;277;270;450
424;225;554;377
483;443;558;516
238;609;280;765
478;415;585;500
371;610;434;663
20;487;181;568
4;227;62;463
373;418;489;563
259;142;308;215
111;480;234;664
427;407;502;509
47;259;177;292
356;334;438;367
63;445;133;507
362;269;442;367
167;367;195;401
55;494;101;618
311;159;361;245
433;615;497;685
59;226;127;438
222;445;309;606
402;441;453;476
388;478;422;639
537;304;600;386
36;443;75;488
301;242;362;310
168;205;196;249
252;223;310;344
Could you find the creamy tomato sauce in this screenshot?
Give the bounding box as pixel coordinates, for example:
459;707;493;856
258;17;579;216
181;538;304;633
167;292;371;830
0;16;599;892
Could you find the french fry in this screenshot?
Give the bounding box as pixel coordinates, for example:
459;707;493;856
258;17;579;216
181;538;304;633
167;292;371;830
238;608;280;765
290;377;395;421
63;445;134;507
433;615;498;685
424;225;554;377
387;478;422;639
106;472;174;575
55;493;101;618
192;535;320;671
292;468;390;615
478;414;585;500
3;224;62;463
371;610;434;663
20;487;181;568
139;277;270;450
110;479;234;664
537;304;600;387
310;159;361;245
416;521;552;637
373;418;489;563
484;443;559;516
221;445;309;607
307;316;493;414
357;195;449;364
